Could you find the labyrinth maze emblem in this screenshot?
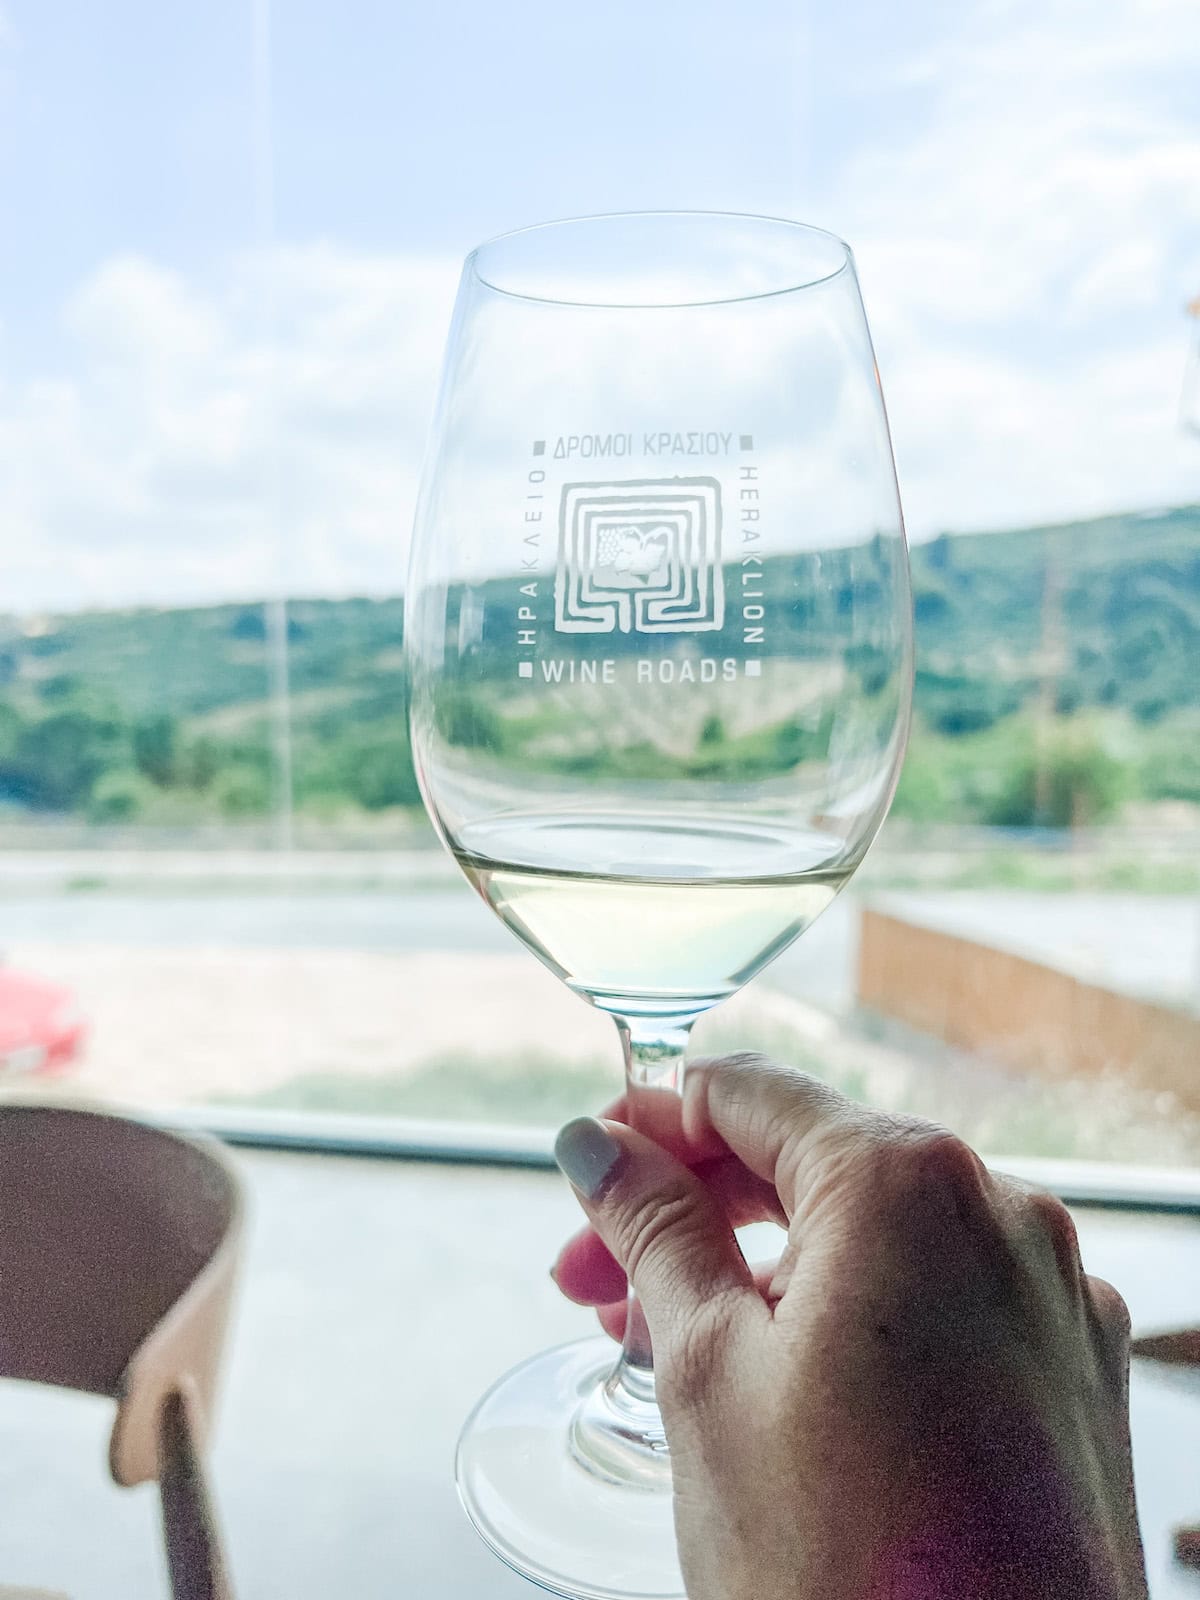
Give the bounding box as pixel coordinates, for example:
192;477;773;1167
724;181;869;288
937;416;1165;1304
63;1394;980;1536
554;478;724;634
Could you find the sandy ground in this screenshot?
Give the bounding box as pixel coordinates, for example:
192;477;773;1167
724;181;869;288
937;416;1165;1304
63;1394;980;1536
7;939;1198;1167
1;942;843;1110
6;944;606;1105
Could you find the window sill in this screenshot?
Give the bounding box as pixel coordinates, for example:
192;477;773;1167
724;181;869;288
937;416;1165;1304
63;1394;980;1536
160;1104;1200;1213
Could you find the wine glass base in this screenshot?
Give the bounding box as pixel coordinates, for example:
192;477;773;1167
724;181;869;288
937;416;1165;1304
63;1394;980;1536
456;1336;686;1600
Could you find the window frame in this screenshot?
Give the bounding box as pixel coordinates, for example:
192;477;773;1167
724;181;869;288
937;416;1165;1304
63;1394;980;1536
161;1105;1200;1214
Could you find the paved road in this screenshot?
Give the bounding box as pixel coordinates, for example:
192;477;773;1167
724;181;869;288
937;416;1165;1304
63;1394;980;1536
8;884;1198;1009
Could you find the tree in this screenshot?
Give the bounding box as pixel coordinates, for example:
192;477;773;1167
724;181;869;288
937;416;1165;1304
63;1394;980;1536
988;720;1130;829
213;764;271;816
889;735;955;822
10;709;124;811
133;714;178;786
349;737;422;810
88;770;153;823
182;734;222;790
438;688;503;750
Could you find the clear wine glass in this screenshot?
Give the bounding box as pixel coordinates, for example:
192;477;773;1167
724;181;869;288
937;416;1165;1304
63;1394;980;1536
405;212;912;1600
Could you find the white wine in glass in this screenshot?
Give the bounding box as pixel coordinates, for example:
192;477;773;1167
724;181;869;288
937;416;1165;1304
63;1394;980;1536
453;814;855;1017
406;212;912;1600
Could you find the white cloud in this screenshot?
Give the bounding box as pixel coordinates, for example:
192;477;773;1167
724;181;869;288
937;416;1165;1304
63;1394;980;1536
1;0;1198;611
842;0;1200;536
884;336;1197;535
1065;238;1166;322
0;247;459;611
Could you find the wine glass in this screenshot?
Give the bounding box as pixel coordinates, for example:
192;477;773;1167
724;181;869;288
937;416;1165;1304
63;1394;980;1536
405;212;912;1600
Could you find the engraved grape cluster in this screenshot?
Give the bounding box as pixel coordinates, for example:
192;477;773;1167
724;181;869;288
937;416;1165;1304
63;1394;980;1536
596;527;624;568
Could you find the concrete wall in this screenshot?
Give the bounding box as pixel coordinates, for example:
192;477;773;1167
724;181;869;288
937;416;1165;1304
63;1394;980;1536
857;908;1200;1112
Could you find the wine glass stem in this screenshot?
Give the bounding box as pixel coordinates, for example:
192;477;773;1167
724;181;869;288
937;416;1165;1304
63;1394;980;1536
614;1016;693;1384
567;1013;696;1486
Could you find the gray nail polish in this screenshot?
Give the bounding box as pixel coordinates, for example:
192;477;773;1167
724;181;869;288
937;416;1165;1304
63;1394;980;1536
555;1117;622;1199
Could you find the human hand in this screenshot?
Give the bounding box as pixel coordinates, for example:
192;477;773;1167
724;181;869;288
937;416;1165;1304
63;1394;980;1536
551;1054;1146;1600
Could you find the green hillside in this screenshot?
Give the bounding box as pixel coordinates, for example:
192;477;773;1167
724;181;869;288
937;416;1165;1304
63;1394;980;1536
911;504;1200;730
1;504;1197;828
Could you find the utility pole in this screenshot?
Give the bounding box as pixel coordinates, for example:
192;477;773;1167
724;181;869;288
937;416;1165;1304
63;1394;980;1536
1033;533;1065;829
1184;294;1200;1011
254;0;293;853
1183;294;1200;440
266;595;294;851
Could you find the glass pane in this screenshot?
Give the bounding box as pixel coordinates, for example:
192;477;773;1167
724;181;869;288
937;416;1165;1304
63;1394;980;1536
1;0;1198;1173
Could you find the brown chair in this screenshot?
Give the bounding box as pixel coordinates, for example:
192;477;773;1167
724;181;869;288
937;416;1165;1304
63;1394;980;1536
0;1104;243;1600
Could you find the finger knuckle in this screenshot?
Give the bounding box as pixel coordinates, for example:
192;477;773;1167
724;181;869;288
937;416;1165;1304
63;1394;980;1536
656;1293;738;1407
705;1053;839;1128
764;1073;845;1164
1088;1274;1132;1341
883;1122;989;1216
707;1049;776;1076
615;1179;703;1291
699;1053;776;1130
1024;1189;1082;1273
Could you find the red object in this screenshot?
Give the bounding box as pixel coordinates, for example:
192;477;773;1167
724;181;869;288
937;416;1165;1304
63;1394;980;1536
0;967;85;1076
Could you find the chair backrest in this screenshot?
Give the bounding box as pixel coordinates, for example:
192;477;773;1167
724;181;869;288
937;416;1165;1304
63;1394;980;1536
0;1105;243;1599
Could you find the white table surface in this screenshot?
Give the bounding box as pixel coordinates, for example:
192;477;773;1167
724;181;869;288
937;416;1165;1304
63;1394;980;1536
1;1147;1198;1598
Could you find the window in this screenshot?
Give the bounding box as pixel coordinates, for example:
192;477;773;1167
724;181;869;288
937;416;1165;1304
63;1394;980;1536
2;0;1198;1177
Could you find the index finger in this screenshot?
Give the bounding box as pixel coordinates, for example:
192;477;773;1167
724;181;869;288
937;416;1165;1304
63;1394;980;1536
597;1083;730;1166
682;1052;859;1218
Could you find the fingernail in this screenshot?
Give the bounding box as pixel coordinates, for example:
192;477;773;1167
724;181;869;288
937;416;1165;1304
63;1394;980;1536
555;1117;622;1199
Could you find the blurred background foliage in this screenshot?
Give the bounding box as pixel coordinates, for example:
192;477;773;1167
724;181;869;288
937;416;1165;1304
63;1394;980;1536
1;504;1196;831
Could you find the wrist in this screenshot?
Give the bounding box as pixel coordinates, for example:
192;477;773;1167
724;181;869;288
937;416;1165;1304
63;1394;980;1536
875;1522;1141;1600
868;1429;1146;1600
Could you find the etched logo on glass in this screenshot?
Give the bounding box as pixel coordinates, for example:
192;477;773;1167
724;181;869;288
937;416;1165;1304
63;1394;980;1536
555;477;724;634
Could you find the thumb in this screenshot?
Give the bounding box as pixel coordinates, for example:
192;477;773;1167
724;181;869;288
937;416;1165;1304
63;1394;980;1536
554;1116;760;1361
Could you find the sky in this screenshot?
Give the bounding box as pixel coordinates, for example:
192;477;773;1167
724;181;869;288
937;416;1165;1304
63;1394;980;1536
0;0;1197;612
